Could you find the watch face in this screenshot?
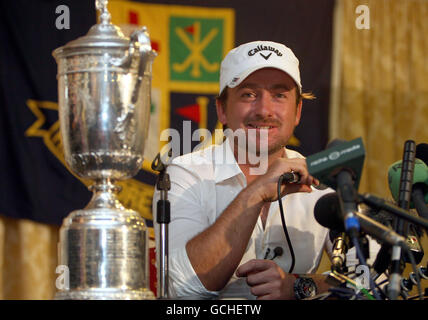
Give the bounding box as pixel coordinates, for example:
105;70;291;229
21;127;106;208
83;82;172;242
294;277;317;299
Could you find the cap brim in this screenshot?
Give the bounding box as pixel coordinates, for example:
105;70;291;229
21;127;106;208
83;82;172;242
227;64;302;92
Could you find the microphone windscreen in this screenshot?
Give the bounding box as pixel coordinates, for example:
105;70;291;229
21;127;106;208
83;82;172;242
314;192;344;231
388;158;428;207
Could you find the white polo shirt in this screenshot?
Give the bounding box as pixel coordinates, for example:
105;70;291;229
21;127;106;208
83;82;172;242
153;138;341;299
153;138;384;299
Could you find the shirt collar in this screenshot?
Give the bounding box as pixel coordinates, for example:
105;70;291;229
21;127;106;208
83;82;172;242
213;137;244;183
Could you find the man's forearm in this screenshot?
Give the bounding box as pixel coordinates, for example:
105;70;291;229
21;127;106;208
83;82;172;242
186;186;264;292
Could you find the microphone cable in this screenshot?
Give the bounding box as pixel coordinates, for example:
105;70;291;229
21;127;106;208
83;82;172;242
277;174;296;274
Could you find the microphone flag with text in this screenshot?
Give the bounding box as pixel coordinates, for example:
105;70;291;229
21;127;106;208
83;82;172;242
306;137;365;190
306;137;365;237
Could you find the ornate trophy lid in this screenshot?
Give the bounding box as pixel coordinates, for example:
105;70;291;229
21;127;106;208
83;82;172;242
53;0;150;58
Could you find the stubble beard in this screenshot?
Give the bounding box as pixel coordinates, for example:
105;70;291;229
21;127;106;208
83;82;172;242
232;129;290;162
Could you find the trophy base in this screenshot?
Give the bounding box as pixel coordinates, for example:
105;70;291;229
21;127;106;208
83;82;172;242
55;288;155;300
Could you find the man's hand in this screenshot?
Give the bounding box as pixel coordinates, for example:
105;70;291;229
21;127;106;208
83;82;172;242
248;156;319;203
235;259;295;300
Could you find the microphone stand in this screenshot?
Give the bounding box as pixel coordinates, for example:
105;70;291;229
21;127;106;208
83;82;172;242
152;153;171;299
358;193;428;230
337;170;384;300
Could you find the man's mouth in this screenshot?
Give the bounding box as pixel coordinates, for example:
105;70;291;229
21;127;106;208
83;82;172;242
246;123;278;130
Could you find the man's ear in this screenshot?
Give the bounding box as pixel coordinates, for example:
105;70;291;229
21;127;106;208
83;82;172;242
294;99;303;127
215;99;227;126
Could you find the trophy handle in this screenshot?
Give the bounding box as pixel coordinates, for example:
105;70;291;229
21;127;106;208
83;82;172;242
129;28;157;104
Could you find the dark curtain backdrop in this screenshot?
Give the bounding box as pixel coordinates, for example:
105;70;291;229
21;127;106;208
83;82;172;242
0;1;96;224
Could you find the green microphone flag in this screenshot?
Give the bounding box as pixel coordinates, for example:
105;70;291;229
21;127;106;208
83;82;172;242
306;137;365;190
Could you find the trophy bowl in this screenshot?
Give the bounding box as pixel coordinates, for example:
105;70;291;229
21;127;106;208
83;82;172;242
52;0;156;300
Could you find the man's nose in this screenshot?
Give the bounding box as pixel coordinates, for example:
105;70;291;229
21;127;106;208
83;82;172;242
254;92;274;117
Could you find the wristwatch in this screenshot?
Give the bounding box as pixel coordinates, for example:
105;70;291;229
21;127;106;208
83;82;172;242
293;275;317;300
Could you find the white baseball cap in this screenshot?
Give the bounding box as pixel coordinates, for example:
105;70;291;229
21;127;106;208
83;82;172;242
219;41;302;95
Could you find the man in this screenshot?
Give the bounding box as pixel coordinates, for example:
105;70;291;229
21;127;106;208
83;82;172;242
154;41;335;299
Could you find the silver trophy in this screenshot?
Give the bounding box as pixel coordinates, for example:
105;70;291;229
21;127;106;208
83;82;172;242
52;0;156;299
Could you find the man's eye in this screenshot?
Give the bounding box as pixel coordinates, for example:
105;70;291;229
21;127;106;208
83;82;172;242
275;93;287;98
241;92;256;98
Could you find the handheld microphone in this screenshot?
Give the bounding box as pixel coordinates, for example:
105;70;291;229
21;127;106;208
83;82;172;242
280;171;300;183
280;171;330;191
307;138;365;237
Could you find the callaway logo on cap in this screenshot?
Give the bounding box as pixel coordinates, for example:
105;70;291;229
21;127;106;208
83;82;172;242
219;41;301;95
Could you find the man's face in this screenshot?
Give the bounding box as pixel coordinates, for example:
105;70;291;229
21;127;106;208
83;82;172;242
216;68;302;156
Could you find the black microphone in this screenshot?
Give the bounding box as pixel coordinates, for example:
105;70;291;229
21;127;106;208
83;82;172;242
359;193;426;265
388;140;416;300
326;139;361;238
396;140;416;215
358;193;428;229
307;138;365;237
314;192;344;231
280;171;330;191
314;193;406;247
280;171;301;183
